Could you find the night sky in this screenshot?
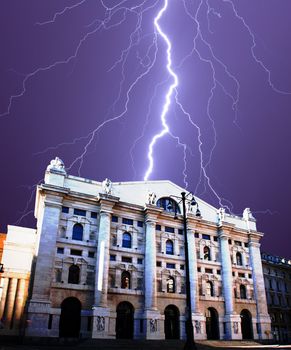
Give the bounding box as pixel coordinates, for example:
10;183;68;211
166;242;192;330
1;0;291;258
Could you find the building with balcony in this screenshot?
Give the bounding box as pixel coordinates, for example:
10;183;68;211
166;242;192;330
0;157;271;340
262;252;291;343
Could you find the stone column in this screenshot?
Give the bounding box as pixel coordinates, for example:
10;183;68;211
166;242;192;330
92;197;116;339
219;227;240;340
187;229;199;315
248;236;271;339
3;278;18;328
0;277;9;320
27;194;62;336
13;278;27;329
143;207;162;339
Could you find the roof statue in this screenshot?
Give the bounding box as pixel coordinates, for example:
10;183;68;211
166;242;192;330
46;157;66;174
102;178;112;195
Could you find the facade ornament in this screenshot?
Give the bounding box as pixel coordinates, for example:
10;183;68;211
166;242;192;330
147;191;156;205
46;157;66;174
150;318;157;332
243;208;255;221
102;178;112;195
96;316;105;331
233;321;239;334
217;207;225;226
195;320;201;334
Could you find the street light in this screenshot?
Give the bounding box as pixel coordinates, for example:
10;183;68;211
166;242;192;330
170;192;200;350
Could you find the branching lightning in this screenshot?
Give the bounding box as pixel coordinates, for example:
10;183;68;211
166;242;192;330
2;0;290;226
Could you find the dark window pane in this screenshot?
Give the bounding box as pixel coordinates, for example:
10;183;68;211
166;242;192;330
122;232;132;248
137;221;143;227
91;212;97;219
122;256;132;263
178;229;183;235
202;234;210;240
166;263;175;269
57;247;64;254
70;249;82;256
165;226;175;233
72;223;83;241
166;240;174;255
88;251;95;258
137;258;143;264
156;225;161;231
156;261;162;267
110;255;116;261
122;218;133;225
112;215;118;223
156;197;180;214
62;206;69;213
74;208;86;216
68;264;80;284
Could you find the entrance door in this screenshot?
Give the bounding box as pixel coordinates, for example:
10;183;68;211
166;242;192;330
59;297;81;338
206;307;220;340
164;305;180;339
241;309;253;339
116;302;134;339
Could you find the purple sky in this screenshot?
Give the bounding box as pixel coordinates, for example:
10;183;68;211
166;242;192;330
0;0;291;257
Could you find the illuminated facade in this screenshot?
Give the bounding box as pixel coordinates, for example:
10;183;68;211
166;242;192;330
0;158;271;340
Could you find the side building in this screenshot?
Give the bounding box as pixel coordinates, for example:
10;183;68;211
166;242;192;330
262;252;291;343
0;157;271;340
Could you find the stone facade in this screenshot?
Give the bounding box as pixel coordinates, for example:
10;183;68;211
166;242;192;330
0;158;272;340
262;252;291;343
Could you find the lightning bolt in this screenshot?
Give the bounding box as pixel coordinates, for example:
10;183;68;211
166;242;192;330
143;0;178;181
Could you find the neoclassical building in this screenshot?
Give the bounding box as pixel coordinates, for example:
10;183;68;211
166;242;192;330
0;157;271;340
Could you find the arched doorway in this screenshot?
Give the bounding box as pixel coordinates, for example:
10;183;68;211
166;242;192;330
164;305;180;339
59;297;81;338
116;302;134;339
241;309;253;339
206;307;219;340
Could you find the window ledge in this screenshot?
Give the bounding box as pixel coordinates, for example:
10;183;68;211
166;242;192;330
52;282;94;291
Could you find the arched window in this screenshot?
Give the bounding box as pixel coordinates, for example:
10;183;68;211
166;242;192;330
156;197;180;214
122;232;132;248
236;252;242;266
167;277;175;293
240;284;247;299
72;223;83;241
206;281;214;296
204;246;211;260
121;271;131;289
166;240;174;255
68;264;80;284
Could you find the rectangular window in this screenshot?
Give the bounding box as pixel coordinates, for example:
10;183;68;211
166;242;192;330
244;242;249;247
137;258;143;264
234;240;242;246
110;255;116;261
228;239;232;244
137;221;143;228
70;249;82;256
205;268;213;274
202;234;210;240
111;215;118;223
122;256;132;263
156;224;161;231
74;208;86;217
238;273;245;278
165;226;175;233
195;232;199;238
217;269;221;275
232;272;235;276
87;316;92;331
180;264;184;270
91;212;97;219
197;267;201;272
213;236;218;242
122;218;133;225
48;314;53;329
166;263;175;269
248;274;252;279
88;251;95;258
178;229;184;235
57;247;64;254
62;206;69;214
156;261;162;267
140;319;144;333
